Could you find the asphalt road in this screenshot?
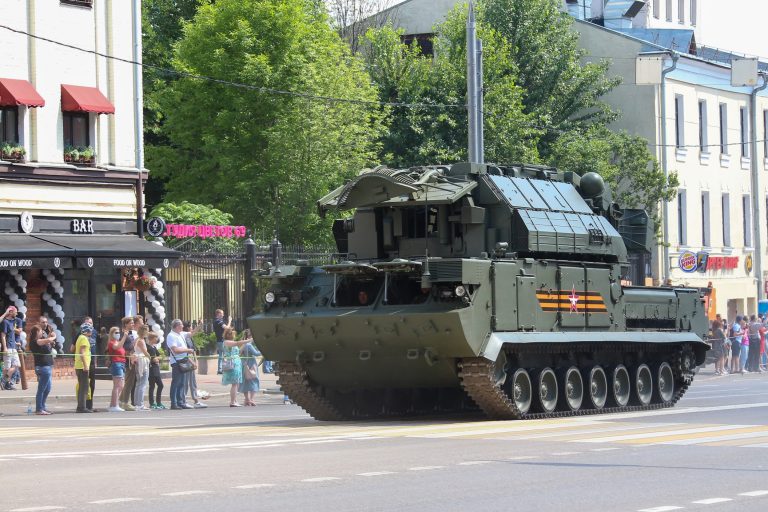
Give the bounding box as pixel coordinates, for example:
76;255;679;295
4;371;768;512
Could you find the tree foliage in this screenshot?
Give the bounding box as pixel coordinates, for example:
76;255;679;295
149;201;233;225
148;0;384;244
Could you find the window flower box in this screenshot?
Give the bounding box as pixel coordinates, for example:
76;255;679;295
64;145;96;166
1;143;26;162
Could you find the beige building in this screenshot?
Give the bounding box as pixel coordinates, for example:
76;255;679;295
0;0;176;344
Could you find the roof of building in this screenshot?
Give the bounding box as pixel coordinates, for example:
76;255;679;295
613;28;697;55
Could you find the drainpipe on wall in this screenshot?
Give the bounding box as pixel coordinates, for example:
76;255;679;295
26;0;37;161
132;0;145;237
660;52;679;285
750;72;767;300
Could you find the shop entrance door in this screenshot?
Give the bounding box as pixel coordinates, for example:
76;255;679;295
63;269;90;352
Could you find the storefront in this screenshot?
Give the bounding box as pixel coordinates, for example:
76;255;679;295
671;249;756;322
0;213;179;351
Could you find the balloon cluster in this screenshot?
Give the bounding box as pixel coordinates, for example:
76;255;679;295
3;269;28;317
41;268;66;344
142;268;166;343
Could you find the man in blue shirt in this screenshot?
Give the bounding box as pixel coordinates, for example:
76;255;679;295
1;306;23;390
213;309;231;374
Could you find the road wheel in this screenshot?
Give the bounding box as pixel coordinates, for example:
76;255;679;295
611;365;631;407
560;366;584;412
511;368;533;415
633;364;653;406
536;368;558;413
656;362;675;404
586;365;607;409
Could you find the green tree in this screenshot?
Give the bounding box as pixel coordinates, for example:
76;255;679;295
149;201;233;225
363;18;539;167
362;0;676;231
143;0;211;207
150;0;384;244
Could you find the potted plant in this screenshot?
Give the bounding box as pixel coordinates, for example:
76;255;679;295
63;145;79;163
1;143;26;162
78;146;95;165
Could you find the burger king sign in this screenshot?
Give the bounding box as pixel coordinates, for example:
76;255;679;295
679;250;698;273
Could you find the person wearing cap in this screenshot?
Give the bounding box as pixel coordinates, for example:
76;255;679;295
1;306;23;390
74;323;94;413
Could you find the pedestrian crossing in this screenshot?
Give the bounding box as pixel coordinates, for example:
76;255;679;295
4;412;768;450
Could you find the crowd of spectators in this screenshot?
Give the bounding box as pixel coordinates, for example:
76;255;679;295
0;310;264;415
709;313;767;375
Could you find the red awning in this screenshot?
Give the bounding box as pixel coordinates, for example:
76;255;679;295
0;78;45;107
61;84;115;114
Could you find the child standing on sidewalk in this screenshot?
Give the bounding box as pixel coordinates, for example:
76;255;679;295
146;333;165;409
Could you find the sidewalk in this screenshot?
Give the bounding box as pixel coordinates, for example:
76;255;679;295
0;370;285;411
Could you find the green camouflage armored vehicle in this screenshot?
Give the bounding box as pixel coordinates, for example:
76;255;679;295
248;163;708;420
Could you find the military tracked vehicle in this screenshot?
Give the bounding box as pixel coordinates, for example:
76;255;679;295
248;163;708;420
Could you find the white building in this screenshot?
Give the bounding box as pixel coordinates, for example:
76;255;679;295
0;0;176;342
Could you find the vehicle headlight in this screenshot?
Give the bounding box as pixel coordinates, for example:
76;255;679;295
264;292;276;304
454;285;466;298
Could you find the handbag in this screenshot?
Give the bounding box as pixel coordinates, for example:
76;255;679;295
177;357;194;373
222;356;235;372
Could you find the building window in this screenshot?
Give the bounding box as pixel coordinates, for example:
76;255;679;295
666;0;673;21
63;112;89;148
764;110;768;158
719;103;728;154
690;0;697;25
0;107;19;143
722;193;730;246
740;106;749;158
701;191;710;247
653;0;660;18
698;100;707;151
743;194;752;247
675;94;685;147
678;0;685;23
677;190;687;245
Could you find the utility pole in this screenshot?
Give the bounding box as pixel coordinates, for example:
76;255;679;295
466;1;484;164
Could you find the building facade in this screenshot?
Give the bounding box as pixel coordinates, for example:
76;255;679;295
0;0;176;347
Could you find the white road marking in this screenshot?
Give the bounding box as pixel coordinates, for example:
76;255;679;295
550;452;580;456
682;392;767;400
692;498;732;504
88;498;143;505
408;466;445;471
21;455;86;460
590;447;620;452
233;484;276;489
166;448;222;453
413;421;602;439
507;455;537;460
458;460;494;466
513;423;683;441
637;506;683;512
577;425;747;443
301;477;340;482
161;490;213;497
598;402;768;421
659;430;768;445
357;471;396;477
739;490;768;497
296;440;342;445
10;508;66;512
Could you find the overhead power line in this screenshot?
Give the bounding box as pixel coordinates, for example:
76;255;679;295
0;23;464;110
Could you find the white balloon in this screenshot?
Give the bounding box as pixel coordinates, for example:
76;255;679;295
19;279;28;288
155;282;164;289
47;298;55;307
9;269;18;276
9;293;18;302
56;334;64;343
18;306;27;314
46;274;54;282
151;300;159;309
4;287;12;295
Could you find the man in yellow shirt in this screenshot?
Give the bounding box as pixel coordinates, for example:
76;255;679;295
75;323;93;413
